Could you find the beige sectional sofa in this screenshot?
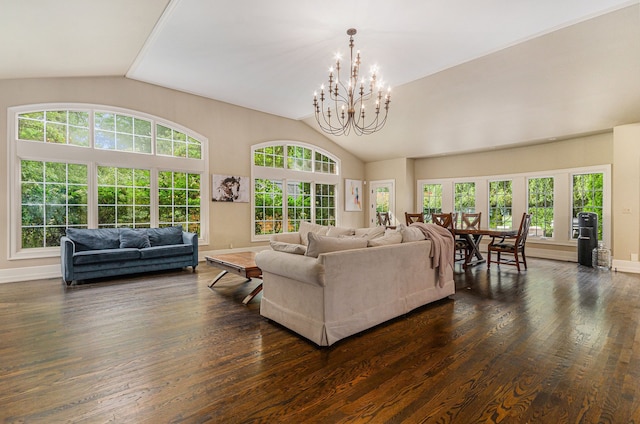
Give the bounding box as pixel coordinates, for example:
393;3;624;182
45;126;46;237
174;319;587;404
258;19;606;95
255;222;455;346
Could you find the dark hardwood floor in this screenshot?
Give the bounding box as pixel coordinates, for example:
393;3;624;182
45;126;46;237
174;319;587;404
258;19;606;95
1;258;639;423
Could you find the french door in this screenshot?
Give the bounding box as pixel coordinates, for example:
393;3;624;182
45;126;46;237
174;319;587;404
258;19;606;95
369;180;395;227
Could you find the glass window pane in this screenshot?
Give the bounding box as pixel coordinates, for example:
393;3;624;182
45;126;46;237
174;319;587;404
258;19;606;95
97;166;150;228
528;177;554;238
157;171;201;235
489;180;513;228
422;184;442;222
572;173;603;239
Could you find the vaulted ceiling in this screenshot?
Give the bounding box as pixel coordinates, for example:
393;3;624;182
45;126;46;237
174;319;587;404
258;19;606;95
2;0;639;162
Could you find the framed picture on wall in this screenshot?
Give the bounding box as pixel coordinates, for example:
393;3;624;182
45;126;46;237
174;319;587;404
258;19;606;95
212;174;250;202
345;179;363;211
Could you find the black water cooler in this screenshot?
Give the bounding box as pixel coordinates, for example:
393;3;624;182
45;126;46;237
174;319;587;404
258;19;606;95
577;212;598;266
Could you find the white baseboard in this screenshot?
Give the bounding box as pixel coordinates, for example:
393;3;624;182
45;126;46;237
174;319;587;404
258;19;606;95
198;246;269;259
0;264;61;284
526;247;577;262
612;259;640;274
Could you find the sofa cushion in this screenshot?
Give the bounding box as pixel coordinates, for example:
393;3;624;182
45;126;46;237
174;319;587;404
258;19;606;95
368;232;403;247
305;232;368;258
354;226;386;240
147;226;183;246
326;225;355;238
66;228;121;252
298;221;328;246
270;240;306;255
73;248;141;265
119;228;151;249
139;244;194;259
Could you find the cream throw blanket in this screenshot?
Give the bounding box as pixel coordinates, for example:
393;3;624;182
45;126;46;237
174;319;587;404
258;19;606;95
410;222;454;287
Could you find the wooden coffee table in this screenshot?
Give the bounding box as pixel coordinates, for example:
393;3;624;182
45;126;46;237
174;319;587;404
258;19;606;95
205;252;262;305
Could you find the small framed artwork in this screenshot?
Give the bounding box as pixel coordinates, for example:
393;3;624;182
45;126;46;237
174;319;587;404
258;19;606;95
212;174;249;202
345;179;363;211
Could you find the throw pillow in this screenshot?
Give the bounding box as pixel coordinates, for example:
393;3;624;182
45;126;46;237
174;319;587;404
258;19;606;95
326;225;355;237
368;232;403;247
305;232;368;258
298;221;328;246
65;228;121;251
270;240;306;255
147;226;184;246
119;228;151;249
396;224;426;242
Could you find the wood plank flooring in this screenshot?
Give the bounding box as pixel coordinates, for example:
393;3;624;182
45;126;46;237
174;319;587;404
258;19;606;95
1;259;639;423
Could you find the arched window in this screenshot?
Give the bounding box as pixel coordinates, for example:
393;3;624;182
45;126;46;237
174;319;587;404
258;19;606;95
9;104;208;259
251;141;340;241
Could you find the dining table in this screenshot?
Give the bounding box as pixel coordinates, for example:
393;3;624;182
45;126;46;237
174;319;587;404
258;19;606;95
453;227;518;269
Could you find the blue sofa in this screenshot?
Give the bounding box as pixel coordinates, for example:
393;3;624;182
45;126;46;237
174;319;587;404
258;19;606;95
60;226;198;285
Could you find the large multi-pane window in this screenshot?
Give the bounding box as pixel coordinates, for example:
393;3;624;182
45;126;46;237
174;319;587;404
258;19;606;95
315;184;336;226
254;145;285;168
10;104;207;258
287;181;311;231
572;172;604;239
422;184;442;222
528;177;554;238
95;112;152;153
18;110;90;146
254;179;284;235
489;180;513;229
97;167;151;228
21;160;88;249
287;146;313;172
454;182;475;225
417;165;610;247
252;142;339;239
158;172;201;235
156;125;202;159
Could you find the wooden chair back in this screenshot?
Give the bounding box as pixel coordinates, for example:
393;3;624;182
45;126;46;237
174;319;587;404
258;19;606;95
405;212;424;226
516;212;532;248
431;213;454;231
460;212;481;230
487;212;532;272
376;211;391;227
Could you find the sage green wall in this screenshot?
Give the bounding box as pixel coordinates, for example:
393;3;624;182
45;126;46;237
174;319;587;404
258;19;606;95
0;77;365;272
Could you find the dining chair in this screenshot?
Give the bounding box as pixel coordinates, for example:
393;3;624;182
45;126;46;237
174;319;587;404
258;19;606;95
487;212;532;272
376;211;392;227
431;213;458;263
456;212;481;264
431;213;454;231
405;212;424;226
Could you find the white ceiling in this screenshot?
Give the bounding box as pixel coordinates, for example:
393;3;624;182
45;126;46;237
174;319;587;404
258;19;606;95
1;0;639;162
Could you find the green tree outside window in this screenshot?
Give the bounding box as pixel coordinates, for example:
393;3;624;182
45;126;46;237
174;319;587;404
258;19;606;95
489;180;513;228
21;160;88;248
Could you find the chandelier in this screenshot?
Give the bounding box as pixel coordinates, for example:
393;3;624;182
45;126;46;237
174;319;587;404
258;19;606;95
313;28;391;136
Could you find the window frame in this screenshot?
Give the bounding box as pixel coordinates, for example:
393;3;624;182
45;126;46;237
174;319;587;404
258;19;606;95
420;183;443;222
417;164;611;246
527;176;555;239
488;179;513;229
251;141;340;242
8;103;209;260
